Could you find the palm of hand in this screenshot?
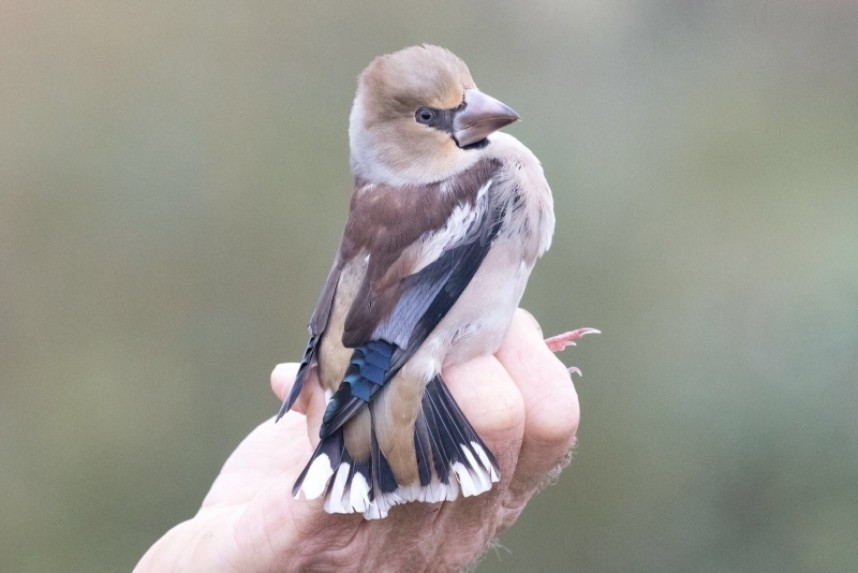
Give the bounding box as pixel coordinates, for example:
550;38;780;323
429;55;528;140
136;310;580;573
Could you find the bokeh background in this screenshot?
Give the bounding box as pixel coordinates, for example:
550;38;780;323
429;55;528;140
2;1;857;571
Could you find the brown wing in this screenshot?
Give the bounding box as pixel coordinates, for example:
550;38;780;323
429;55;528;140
341;158;499;346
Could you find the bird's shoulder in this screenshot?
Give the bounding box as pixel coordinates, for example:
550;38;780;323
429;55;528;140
482;133;549;187
481;132;555;259
341;158;499;255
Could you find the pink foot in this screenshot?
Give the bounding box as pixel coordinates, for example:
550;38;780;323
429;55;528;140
544;327;600;378
544;328;601;352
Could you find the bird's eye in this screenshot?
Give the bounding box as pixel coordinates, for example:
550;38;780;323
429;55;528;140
415;107;436;125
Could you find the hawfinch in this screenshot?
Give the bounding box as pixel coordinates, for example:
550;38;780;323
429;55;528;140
278;45;556;519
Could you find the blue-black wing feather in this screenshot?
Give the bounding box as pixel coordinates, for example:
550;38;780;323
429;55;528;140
276;256;343;419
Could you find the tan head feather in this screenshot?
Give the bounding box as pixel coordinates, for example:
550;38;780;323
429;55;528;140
360;45;475;119
349;45;481;185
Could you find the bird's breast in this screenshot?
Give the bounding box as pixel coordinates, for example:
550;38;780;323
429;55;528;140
405;239;534;377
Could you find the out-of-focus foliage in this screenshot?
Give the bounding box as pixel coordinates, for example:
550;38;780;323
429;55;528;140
2;2;856;571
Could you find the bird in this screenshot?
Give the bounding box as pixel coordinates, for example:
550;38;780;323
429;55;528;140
277;44;557;519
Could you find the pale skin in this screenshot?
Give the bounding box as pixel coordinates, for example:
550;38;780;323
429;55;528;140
135;309;583;573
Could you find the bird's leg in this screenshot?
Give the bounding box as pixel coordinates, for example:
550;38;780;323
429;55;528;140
544;328;600;377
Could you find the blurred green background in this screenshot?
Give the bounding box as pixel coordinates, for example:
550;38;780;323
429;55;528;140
2;1;857;571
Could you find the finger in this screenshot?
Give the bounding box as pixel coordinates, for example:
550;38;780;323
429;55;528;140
270;363;299;401
494;309;580;519
271;362;321;416
445;354;526;446
499;309;580;447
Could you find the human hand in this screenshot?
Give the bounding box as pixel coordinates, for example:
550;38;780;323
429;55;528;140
135;309;580;572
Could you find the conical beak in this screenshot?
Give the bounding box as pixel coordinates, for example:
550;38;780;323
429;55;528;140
453;89;520;148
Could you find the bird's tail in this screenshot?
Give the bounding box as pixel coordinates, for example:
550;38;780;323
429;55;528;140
292;374;500;519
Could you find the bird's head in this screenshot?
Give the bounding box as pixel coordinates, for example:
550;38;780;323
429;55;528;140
349;45;520;185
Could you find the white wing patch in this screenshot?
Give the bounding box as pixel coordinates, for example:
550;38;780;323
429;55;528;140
411;180;492;274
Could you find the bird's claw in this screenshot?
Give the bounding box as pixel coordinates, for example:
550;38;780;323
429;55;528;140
544;328;601;352
544;328;600;378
